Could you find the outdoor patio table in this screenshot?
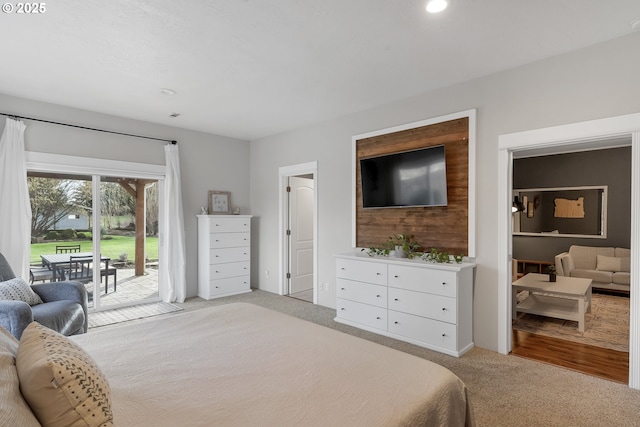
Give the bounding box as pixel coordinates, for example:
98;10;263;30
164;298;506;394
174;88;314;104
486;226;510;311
40;252;112;285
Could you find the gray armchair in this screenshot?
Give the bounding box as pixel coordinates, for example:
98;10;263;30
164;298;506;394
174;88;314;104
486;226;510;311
0;252;88;340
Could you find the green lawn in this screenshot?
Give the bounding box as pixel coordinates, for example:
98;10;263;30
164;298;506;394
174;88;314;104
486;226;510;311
30;236;158;264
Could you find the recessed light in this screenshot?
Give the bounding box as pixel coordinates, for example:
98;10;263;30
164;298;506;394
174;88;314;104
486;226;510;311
632;17;640;31
426;0;448;13
160;88;176;96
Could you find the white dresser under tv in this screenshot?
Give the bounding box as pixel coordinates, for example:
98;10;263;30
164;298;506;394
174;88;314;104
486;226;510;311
197;215;253;300
334;252;475;357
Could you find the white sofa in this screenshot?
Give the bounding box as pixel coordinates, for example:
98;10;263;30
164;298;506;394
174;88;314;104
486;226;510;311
555;245;630;293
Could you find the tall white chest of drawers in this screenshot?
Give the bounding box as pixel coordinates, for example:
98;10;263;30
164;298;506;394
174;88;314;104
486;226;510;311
197;215;252;300
334;252;475;357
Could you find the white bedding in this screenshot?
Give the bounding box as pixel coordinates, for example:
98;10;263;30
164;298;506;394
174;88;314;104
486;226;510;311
72;303;474;426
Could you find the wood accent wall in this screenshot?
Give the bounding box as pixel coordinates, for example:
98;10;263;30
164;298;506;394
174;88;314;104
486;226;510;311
355;118;469;255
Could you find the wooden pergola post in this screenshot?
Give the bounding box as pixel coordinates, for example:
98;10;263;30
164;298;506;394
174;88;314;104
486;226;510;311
119;179;154;276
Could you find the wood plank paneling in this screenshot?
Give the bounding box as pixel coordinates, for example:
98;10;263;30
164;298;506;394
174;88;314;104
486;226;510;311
355;118;469;254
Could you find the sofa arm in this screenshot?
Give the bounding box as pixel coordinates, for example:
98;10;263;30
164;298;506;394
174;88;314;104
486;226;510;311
555;252;573;276
0;300;33;339
32;281;89;333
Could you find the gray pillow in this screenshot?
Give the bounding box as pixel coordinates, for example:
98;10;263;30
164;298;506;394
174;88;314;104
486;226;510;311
0;277;43;306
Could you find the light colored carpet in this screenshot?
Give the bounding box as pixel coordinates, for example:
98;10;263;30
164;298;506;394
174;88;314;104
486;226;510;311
88;290;640;427
512;292;629;352
88;302;183;328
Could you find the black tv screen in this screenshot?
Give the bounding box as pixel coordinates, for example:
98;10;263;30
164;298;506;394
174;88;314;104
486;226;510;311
360;145;448;208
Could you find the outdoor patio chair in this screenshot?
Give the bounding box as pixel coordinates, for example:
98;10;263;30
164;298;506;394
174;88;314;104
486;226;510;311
29;265;53;283
55;244;81;253
59;255;118;293
58;255;93;284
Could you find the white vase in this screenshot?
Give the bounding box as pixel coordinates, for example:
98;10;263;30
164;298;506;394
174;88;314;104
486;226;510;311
395;246;407;258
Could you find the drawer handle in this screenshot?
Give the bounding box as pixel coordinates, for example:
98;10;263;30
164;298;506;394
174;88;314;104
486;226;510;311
215;239;220;242
442;333;446;337
376;294;381;298
394;275;399;278
244;267;248;270
376;316;381;320
394;321;399;325
215;224;220;226
442;307;446;311
215;255;220;258
341;287;345;290
394;298;399;301
341;307;345;311
341;267;346;270
215;286;219;288
215;270;220;273
376;272;381;276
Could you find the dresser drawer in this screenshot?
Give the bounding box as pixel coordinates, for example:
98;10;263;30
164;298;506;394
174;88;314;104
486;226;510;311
336;298;387;331
388;287;456;324
388;264;457;297
336;258;387;285
209;217;251;232
208;276;251;297
388;310;457;352
336;278;387;308
210;232;250;249
210;247;250;264
210;261;250;280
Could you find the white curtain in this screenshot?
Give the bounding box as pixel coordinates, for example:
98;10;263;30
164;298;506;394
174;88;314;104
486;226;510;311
0;118;32;280
161;143;186;302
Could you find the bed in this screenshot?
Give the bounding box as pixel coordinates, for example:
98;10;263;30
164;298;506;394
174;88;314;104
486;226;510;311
8;302;475;426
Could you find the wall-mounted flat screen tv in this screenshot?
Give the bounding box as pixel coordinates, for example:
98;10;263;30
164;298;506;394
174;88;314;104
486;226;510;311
360;145;448;208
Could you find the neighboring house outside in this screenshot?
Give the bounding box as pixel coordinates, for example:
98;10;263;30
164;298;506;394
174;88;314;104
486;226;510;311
51;213;89;231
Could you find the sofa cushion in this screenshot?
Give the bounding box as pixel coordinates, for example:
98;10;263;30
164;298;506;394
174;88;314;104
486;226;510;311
613;272;631;286
0;326;41;427
16;322;113;427
615;247;631;258
0;277;43;306
568;245;615;270
570;269;613;283
31;300;85;337
596;255;631;273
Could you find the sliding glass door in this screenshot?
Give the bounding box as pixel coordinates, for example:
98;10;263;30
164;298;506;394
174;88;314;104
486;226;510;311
27;161;163;312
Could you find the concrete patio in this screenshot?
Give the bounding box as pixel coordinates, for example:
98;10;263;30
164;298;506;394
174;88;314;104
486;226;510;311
86;266;159;309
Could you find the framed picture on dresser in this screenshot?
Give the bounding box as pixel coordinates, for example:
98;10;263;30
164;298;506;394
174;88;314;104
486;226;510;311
208;190;232;214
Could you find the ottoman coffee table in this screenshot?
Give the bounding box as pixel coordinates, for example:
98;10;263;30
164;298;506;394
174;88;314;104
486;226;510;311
512;273;592;332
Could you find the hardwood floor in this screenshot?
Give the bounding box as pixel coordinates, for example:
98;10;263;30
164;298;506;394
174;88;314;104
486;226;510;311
511;329;629;384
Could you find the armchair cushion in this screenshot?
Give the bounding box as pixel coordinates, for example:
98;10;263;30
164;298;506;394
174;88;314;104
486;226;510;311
0;277;43;306
31;300;85;337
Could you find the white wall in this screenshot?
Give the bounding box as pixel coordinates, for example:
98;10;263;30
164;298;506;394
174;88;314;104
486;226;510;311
250;32;640;351
0;94;250;298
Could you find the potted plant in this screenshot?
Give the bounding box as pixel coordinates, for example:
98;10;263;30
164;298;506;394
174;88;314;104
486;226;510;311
548;265;557;282
389;234;421;259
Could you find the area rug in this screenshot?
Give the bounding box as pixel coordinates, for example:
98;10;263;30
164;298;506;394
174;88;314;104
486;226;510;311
512;292;630;352
88;302;183;329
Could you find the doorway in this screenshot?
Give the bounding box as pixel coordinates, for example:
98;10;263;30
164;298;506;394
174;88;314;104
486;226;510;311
497;113;640;388
279;162;318;304
509;147;631;383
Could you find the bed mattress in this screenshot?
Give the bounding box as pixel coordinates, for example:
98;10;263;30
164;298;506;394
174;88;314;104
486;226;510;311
72;302;474;426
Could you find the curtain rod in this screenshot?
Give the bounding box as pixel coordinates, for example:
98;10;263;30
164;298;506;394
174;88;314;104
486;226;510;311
0;112;177;144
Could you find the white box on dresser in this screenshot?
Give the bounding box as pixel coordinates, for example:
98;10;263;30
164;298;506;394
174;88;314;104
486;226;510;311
197;215;253;300
334;252;475;357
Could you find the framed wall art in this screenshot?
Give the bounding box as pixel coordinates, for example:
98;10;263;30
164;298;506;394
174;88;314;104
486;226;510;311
208;190;232;215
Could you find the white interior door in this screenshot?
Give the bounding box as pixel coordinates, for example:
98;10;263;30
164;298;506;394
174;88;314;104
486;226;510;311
289;176;314;294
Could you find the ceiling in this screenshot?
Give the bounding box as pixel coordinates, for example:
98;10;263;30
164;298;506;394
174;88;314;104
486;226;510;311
1;1;639;141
